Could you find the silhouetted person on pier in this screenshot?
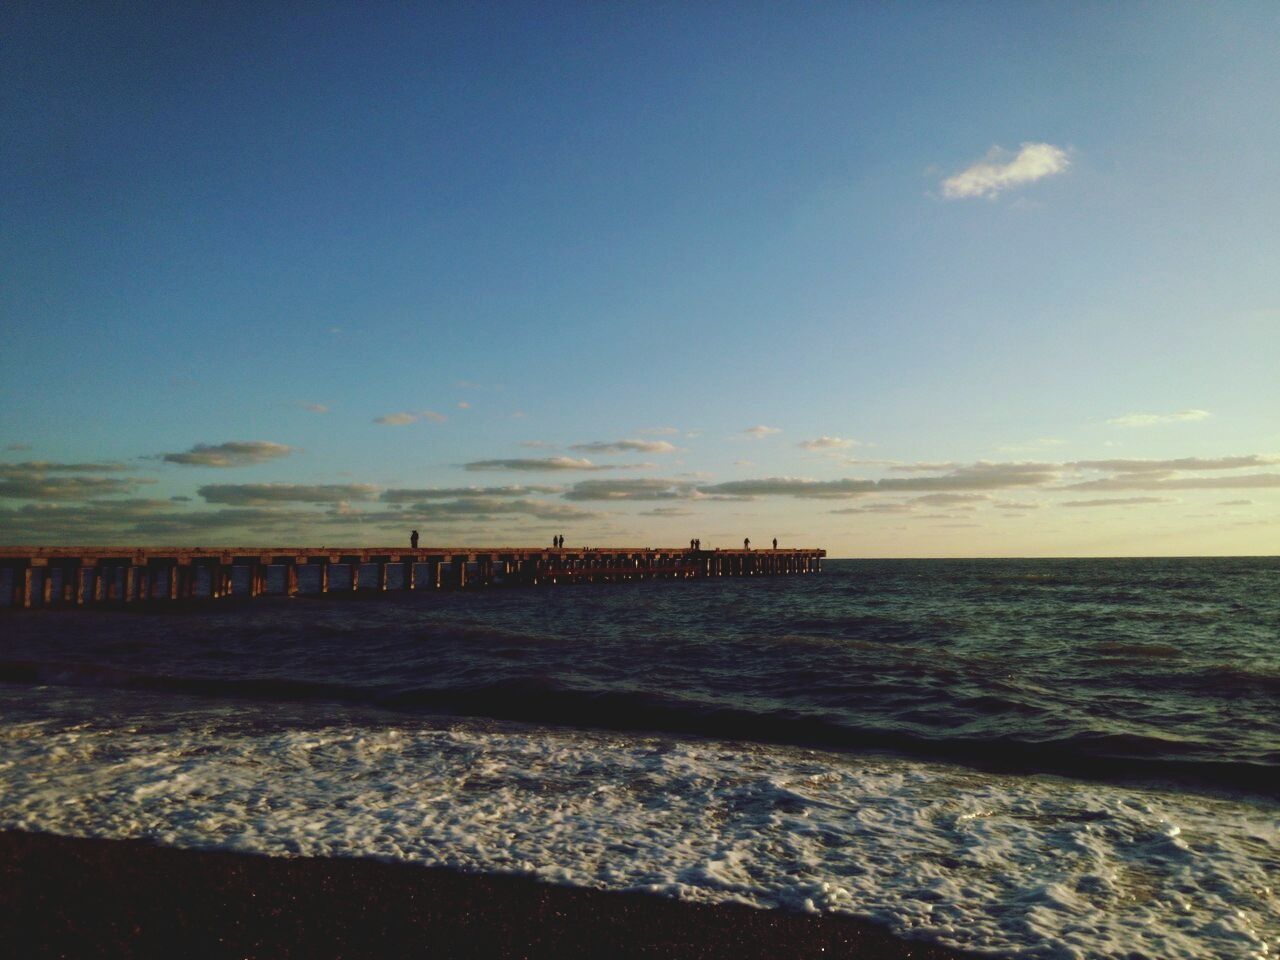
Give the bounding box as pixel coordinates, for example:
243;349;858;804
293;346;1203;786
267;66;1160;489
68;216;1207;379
772;538;777;550
410;530;419;549
690;538;696;550
695;539;700;550
744;537;750;550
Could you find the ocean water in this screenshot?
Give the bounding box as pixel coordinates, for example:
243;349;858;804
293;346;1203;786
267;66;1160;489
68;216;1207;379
0;557;1276;958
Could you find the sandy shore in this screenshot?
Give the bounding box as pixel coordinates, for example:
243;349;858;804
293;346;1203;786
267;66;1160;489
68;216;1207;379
0;830;987;958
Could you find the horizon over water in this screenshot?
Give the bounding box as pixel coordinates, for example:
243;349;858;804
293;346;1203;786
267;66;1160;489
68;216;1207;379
1;557;1276;958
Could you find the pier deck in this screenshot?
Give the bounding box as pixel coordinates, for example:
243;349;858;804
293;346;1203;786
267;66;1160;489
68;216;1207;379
0;546;825;609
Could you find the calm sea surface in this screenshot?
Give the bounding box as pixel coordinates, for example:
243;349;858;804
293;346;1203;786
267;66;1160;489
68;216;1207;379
2;558;1277;958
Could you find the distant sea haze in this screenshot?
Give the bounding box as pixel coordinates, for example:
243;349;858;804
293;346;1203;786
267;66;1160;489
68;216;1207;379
2;557;1277;958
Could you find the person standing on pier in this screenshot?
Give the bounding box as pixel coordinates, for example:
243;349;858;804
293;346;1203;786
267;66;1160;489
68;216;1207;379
772;538;777;550
744;537;750;550
410;530;419;549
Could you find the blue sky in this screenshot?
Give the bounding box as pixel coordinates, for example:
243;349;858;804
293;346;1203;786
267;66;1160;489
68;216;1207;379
2;2;1278;555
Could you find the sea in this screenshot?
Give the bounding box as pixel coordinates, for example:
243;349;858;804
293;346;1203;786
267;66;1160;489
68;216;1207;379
0;557;1276;958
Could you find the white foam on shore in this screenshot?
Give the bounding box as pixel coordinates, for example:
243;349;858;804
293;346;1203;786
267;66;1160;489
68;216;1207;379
0;690;1275;959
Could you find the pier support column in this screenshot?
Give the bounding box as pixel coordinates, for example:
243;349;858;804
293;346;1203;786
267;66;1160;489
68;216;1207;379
378;562;389;592
403;561;415;591
123;567;136;603
319;562;330;595
20;567;33;608
350;563;360;592
454;558;467;589
286;564;299;597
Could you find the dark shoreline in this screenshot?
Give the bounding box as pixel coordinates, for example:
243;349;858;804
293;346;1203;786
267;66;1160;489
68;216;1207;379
0;830;988;959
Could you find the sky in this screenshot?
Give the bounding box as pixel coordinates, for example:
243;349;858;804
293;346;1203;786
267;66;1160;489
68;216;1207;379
2;2;1278;556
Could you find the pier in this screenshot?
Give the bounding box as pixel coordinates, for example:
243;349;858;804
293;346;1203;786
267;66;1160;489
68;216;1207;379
0;546;826;609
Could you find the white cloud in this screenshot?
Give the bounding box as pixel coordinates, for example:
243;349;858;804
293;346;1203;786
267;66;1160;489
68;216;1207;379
700;463;1058;500
299;402;329;414
2;460;130;476
998;438;1065;452
941;142;1071;200
1106;410;1211;428
403;498;599;522
0;474;150;500
563;479;696;501
797;436;857;450
382;485;563;502
198;483;381;506
570;439;679;455
1061;497;1176;508
161;441;296;467
373;410;447;426
829;501;916;515
1070;455;1276;472
843;458;904;468
457;401;471;410
638;426;680;436
1063;473;1280;492
699;477;875;499
889;462;960;472
744;425;781;438
910;493;991;507
464;457;614;472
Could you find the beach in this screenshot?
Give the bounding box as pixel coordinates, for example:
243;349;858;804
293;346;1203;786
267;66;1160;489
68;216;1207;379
1;830;975;959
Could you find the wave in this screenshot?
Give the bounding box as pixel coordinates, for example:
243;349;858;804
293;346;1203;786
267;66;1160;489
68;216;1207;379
3;659;1274;798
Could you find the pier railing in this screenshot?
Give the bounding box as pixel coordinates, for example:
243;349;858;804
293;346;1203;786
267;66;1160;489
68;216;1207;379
0;546;826;609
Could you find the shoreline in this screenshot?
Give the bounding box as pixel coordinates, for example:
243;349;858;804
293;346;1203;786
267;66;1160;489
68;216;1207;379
0;830;987;959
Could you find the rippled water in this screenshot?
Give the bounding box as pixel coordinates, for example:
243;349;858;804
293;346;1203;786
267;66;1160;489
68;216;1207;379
1;557;1277;957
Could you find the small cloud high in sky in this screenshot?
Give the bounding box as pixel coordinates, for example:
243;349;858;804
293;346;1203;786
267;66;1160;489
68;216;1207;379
1;4;1277;555
160;442;296;468
1106;410;1212;428
464;458;614;472
373;410;447;426
941;142;1071;200
570;439;679;454
197;483;381;506
798;436;857;450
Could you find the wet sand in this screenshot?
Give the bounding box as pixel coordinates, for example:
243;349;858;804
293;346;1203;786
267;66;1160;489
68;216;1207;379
0;830;985;958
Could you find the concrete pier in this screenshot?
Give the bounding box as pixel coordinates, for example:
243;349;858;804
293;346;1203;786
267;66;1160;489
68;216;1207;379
0;546;826;609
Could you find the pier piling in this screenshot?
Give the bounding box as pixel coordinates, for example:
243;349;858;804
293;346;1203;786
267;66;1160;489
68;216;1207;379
0;546;825;609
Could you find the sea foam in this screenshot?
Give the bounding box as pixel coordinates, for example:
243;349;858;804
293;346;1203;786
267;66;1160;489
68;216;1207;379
1;688;1275;959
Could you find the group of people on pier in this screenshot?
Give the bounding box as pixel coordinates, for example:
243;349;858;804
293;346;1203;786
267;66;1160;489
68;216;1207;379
409;531;782;552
